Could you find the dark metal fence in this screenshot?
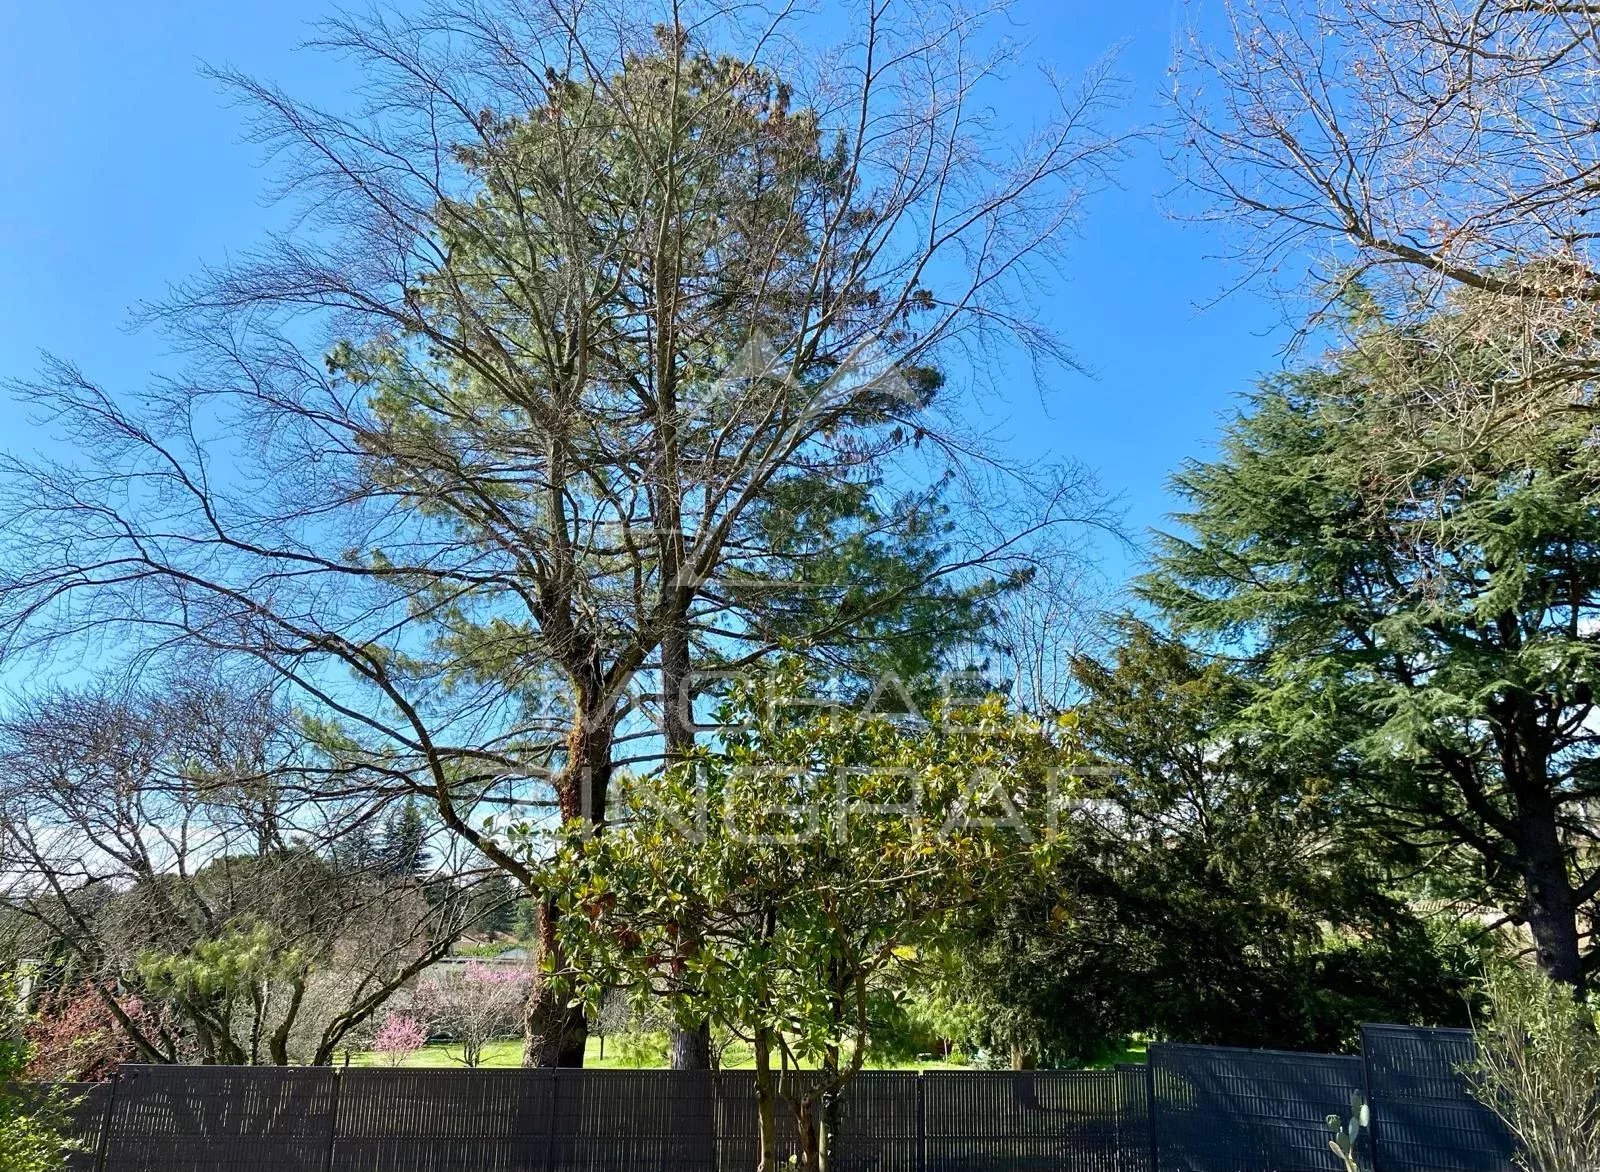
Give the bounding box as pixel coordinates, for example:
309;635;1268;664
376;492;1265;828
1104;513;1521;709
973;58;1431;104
28;1025;1521;1172
15;1080;113;1172
1361;1025;1516;1172
922;1070;1128;1171
102;1064;339;1172
1148;1044;1365;1172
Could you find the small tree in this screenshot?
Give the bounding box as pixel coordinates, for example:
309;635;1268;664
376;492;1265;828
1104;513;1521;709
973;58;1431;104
1470;966;1600;1172
1;974;73;1172
414;963;527;1069
371;1012;427;1068
533;666;1079;1172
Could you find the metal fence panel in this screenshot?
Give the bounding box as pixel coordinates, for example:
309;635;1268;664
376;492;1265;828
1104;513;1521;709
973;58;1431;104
18;1080;114;1172
711;1071;803;1171
1149;1044;1364;1172
548;1069;719;1172
923;1070;1127;1172
102;1065;338;1172
331;1068;555;1172
26;1031;1525;1171
1361;1025;1516;1172
1114;1064;1152;1172
833;1071;919;1172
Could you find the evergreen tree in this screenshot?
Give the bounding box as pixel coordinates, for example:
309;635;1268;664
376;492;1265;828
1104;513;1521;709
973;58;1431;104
329;822;379;875
947;620;1477;1058
379;800;429;878
1145;298;1600;987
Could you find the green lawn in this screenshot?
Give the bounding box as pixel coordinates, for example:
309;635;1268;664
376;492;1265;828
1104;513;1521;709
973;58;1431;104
1088;1039;1148;1068
349;1038;652;1070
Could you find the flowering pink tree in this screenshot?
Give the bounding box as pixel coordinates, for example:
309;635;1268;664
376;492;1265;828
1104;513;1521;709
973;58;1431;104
371;1012;427;1067
413;962;527;1068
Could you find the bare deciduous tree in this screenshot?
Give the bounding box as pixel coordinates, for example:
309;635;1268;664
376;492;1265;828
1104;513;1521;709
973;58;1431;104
1174;0;1600;407
0;678;495;1066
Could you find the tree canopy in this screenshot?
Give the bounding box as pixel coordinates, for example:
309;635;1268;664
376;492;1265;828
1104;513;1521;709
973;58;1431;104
947;619;1479;1060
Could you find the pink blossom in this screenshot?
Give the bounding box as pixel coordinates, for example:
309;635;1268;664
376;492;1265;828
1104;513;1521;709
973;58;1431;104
373;1012;427;1066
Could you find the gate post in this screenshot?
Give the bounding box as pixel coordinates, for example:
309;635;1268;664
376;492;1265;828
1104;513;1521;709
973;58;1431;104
92;1068;120;1172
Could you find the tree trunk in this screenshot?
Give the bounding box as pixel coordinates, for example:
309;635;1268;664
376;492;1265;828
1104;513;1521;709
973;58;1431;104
522;897;590;1067
661;618;714;1070
793;1101;819;1172
1010;1044;1041;1109
754;1028;780;1172
522;690;614;1067
267;977;304;1066
669;1019;711;1069
1517;793;1583;985
521;992;588;1067
818;1092;834;1172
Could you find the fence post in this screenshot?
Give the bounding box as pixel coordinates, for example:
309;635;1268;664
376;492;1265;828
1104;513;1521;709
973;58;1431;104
914;1073;926;1172
322;1066;342;1172
1360;1026;1381;1172
92;1068;120;1172
544;1070;560;1172
1145;1052;1160;1172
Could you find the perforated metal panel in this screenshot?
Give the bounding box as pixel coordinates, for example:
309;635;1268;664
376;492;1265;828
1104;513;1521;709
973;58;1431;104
923;1069;1129;1171
711;1070;804;1171
832;1071;919;1172
1114;1063;1152;1172
1149;1044;1363;1172
17;1081;113;1172
331;1068;554;1172
1361;1024;1516;1172
548;1070;718;1172
103;1065;338;1172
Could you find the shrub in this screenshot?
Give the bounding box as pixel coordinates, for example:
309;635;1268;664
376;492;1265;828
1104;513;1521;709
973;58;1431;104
1;973;75;1172
1470;965;1600;1172
413;962;526;1068
25;985;152;1082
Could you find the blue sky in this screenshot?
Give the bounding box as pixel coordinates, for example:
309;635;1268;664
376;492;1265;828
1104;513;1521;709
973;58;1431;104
0;0;1294;588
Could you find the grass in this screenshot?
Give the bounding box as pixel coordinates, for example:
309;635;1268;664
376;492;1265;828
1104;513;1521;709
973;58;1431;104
1088;1039;1148;1068
349;1039;641;1070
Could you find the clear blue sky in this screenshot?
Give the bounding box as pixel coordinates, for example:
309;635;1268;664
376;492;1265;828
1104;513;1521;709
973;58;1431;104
0;0;1293;588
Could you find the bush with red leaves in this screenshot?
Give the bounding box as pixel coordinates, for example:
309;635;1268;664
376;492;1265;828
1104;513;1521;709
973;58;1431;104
24;986;156;1082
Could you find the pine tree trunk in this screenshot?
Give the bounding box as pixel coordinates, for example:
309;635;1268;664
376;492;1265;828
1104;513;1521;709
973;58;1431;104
522;898;589;1067
661;618;714;1070
669;1020;711;1069
521;693;613;1067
